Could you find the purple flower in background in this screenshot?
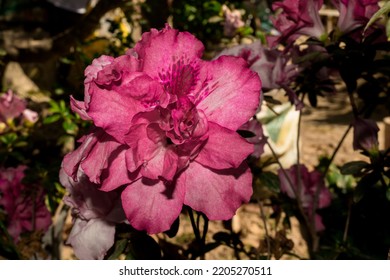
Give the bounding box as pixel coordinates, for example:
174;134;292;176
62;25;261;235
270;0;325;46
352;116;379;152
217;41;302;109
333;0;380;34
278;164;331;231
0;90;25;122
0;166;51;242
238;118;267;158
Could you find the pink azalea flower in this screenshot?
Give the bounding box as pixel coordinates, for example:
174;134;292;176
271;0;325;46
60;168;125;260
278;164;331;231
63;25;261;234
0;166;51;242
0;90;39;125
0;90;26;123
333;0;379;34
222;4;245;37
22;109;39;123
352;116;379;152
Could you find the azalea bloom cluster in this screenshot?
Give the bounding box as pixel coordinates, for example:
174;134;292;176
278;164;332;231
269;0;326;47
0;165;51;242
270;0;380;45
60;25;261;259
0;90;38;132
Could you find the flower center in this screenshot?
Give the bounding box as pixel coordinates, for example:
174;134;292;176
158;57;199;97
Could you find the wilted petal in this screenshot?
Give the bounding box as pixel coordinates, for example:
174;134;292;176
352;116;379;152
238;118;267;158
62;130;99;181
180;161;252;220
67;218;115;260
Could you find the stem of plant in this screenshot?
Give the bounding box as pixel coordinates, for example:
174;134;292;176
323;124;352;176
187;207;207;259
266;141;316;255
258;201;271;259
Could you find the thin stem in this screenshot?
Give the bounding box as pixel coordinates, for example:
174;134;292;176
266;103;280;116
187;207;207;259
266;141;317;255
258;201;272;260
343;198;352;243
187;207;201;245
201;214;209;250
296;96;304;168
323;124;352;176
347;91;359;117
295;107;303;226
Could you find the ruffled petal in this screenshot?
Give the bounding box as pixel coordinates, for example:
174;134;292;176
70;96;91;120
121;178;185;234
180;161;252;220
99;146;135;192
80;132;127;185
125;123;166;175
62;129;101;181
195;122;253;170
87;86;144;143
195;56;261;131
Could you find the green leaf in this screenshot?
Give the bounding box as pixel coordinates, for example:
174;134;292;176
340;161;369;175
14;141;28;148
259;171;280;193
264;95;282;105
107;239;128;260
0;133;17;145
386;188;390;201
364;1;390;34
353;172;381;203
62;120;78;135
59;100;67;112
48;100;61;113
43;114;61;124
